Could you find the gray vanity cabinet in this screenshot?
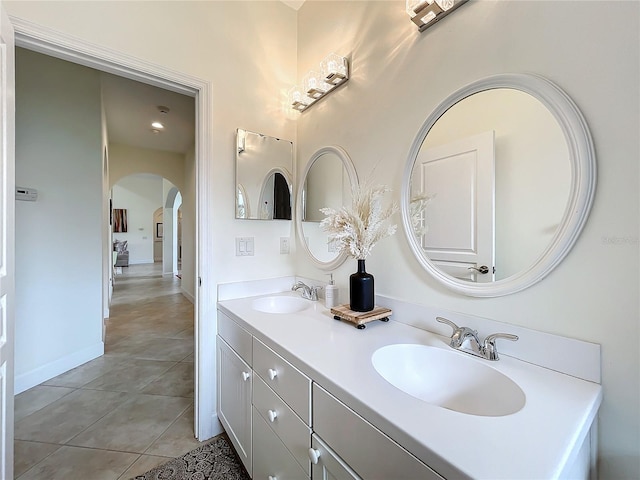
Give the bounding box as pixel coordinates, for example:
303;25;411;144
218;310;312;480
217;309;443;480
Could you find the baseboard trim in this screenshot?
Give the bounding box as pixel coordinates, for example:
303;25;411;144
129;259;155;265
181;289;195;304
14;342;104;395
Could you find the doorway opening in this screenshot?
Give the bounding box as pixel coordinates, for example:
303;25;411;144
13;18;216;441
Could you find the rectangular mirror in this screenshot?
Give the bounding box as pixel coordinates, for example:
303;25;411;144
235;128;293;220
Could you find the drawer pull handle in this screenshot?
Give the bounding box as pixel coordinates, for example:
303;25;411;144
308;448;321;465
241;371;250;381
267;409;277;422
268;476;277;480
268;368;278;380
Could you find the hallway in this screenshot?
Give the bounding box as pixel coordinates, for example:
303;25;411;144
13;264;199;479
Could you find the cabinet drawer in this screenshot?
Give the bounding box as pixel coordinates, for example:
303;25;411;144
254;375;311;476
218;310;252;365
313;384;443;480
252;407;309;480
253;338;311;424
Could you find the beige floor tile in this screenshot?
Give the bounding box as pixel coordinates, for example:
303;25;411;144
68;394;191;453
144;406;203;458
141;362;193;397
133;337;194;362
170;326;194;339
117;454;170;479
83;359;176;393
14;264;197;479
14;440;61;478
42;355;130;388
16;445;138;480
14;389;131;444
14;386;76;422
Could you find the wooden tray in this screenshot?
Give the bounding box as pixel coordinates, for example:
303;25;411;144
330;304;392;329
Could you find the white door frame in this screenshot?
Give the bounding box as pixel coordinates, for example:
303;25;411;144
0;6;15;479
10;17;217;440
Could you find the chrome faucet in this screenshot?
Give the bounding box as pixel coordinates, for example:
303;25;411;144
291;281;321;301
436;317;518;361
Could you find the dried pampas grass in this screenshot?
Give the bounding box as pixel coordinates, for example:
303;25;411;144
320;181;398;260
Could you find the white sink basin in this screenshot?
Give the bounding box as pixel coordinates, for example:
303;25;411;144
371;344;525;417
252;296;310;314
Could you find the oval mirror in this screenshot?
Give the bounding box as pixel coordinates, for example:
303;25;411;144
296;146;358;270
401;73;596;297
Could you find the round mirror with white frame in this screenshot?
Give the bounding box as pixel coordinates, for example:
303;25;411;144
296;146;359;270
401;73;596;297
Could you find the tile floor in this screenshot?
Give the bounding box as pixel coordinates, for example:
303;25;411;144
14;264;201;479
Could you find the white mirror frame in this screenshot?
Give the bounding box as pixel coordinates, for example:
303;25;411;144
401;73;596;297
296;145;359;270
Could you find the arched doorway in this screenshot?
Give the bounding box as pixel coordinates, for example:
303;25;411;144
153;189;183;276
112;174;185;280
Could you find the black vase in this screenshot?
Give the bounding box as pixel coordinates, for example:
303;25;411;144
350;259;374;312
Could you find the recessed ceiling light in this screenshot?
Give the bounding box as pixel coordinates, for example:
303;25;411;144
151;121;164;129
157;105;170;114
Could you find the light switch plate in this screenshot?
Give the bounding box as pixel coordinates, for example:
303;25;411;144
280;237;290;254
236;237;254;256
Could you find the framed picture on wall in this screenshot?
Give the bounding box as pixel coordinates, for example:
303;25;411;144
156;222;163;238
113;208;128;233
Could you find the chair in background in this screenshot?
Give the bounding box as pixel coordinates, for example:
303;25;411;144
113;239;129;267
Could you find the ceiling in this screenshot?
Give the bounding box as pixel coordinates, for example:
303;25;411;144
280;0;306;10
101;73;195;155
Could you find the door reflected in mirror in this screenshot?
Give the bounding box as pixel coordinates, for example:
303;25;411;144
410;88;570;282
236;129;293;220
401;73;596;297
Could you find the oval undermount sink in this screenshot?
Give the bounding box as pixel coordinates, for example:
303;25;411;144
371;344;525;417
252;296;310;314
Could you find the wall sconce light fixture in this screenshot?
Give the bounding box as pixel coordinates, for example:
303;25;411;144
289;53;349;112
407;0;467;32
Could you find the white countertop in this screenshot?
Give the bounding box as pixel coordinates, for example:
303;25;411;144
218;292;602;480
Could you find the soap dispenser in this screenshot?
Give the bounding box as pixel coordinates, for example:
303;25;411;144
325;273;339;309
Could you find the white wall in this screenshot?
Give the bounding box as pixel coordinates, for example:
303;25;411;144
109;143;185;192
294;1;638;478
14;48;104;392
112;174;169;265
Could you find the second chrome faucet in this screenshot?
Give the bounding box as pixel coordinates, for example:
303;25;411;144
292;281;322;301
436;316;518;361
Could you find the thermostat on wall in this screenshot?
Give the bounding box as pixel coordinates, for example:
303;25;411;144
16;187;38;201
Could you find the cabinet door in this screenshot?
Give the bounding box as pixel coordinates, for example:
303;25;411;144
310;434;361;480
217;337;252;475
